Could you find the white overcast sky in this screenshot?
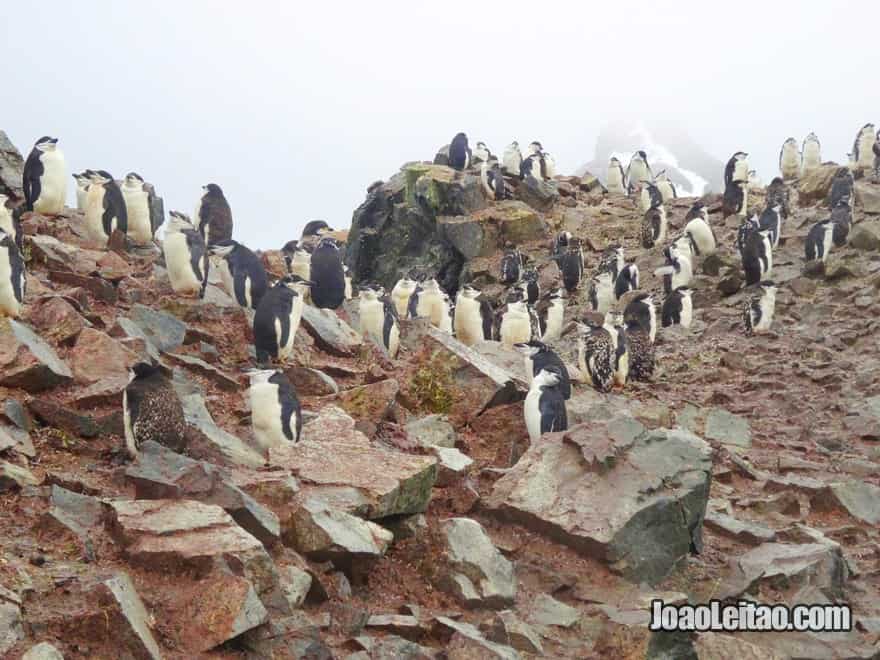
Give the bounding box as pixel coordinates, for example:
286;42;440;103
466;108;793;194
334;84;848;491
3;1;877;248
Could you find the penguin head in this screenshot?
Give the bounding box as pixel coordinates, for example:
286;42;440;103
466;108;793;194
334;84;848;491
246;368;280;386
655;169;667;181
609;156;620;164
125;172;145;185
522;269;538;282
758;280;777;296
203;183;224;197
526;141;542;155
783;137;798;147
35;136;58;151
476;141;487;150
358;284;383;301
459;284;481;299
129;361;162;382
675;286;694;300
167;211;194;232
421;278;441;293
514;340;547;357
603;311;624;328
90;170;113;184
280;274;313;295
302;220;332;238
72;173;89;187
208;240;238;259
508;141;520;150
733;151;748;160
594;270;614;286
534;365;563;387
317;236;340;251
637;150;648;160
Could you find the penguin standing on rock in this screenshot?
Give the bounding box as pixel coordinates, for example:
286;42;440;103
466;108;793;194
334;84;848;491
654;247;692;295
438;292;454;334
829;168;854;208
779;138;801;180
253;276;311;364
603;311;629;388
577;321;615;393
598;245;624;281
282;240;313;281
408;276;448;329
449;133;471;171
453;284;493;346
0;228;25;318
515;341;571;399
724;152;749;188
685;201;708;222
588;270;615;315
121;172;156;245
23;136;66;214
722;178;748;218
553;231;573;257
742;281;777;336
481;158;507;200
654;170;677;202
537;289;565;342
742;229;773;286
684;213;717;256
765;178;791;219
343;264;353;300
830;200;852;246
625;318;654;381
500;244;524;284
73;172;91;211
123;362;187;458
873;129;880;175
359;285;400;358
625;151;653;194
523;365;568;442
852;123;876;171
85;170;128;244
661;287;694;328
606;157;626;194
310;237;346;309
0;195;22;251
641;205;668;248
209;239;269;310
473;142;492;164
517;269;540;305
520;143;546;180
670;233;697;262
757;204;784;248
736;214;760;256
614;263;639;300
391;275;418;318
557;244;584;293
801;133;821;175
503;142;522;177
805;220;835;263
195;184;233;246
639;182;664;214
624;292;657;344
247;368;302;453
163;212;209;297
496;294;535;347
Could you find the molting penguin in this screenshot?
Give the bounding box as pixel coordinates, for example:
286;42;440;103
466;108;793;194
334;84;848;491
805;220;834;263
253;276;310;364
449;133;471;171
641;205;668;248
208;239;269;309
500;244;524;284
625;317;654;381
757;204;783;248
625;150;653;194
684;213;717;256
23;136;66;214
515;340;571;399
852;123;876;171
73;172;91;211
391;275;418;318
765;177;791;219
801;133;821;175
603;311;629;388
829;168;854;208
614;263;639;300
654;170;677;202
722;179;748;218
598;245;624;282
536;289;565;343
502;141;522;177
742;281;777;336
606;156;627;194
163;212;209;297
523;365;568;442
310;237;346;309
654;247;693;295
0;195;22;251
282;240;312;281
496;295;535;347
557;243;584;293
472;141;492;164
742;229;773;286
588;270;615;315
121;172;155;245
247;368;302;453
453;284;493;346
724;152;749;188
359;284;401;358
0;228;25;318
736;214;760;256
661;286;694;328
517;269;540;305
779;137;801;180
481;158;507;200
85;170;128;244
195;183;233;246
577;321;615;393
830;200;852;246
123;362;186;458
624;292;657;344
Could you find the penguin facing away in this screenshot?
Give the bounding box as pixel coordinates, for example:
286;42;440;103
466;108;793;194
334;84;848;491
310;237;346;309
805;220;834;263
449;133;471;171
553;231;573;257
558;244;584;293
577;321;615;393
502;142;523;177
829;168;854;208
765;177;791;219
684;201;709;223
121;172;155;245
0;228;26;318
523;365;568;442
248;368;302;453
661;286;694;328
641;206;668;248
829;200;852;247
85;170;128;244
302;220;333;239
23;136;66;214
742;229;773;286
253;276;311;364
195;183;233;246
606;156;627;194
779;137;801;180
208;239;269;309
624;292;657;344
742;281;777;336
123;362;187;458
500;245;525;285
517;269;540;305
163;212;209;298
515;340;572;399
453;284;493;346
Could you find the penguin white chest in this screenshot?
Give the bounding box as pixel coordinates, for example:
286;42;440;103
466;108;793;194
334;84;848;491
802;142;821;173
290;252;311;281
75;186;89;211
33;151;67;214
780;145;801;179
0;248;23;318
857;133;875;168
359;297;384;344
84;185;109;242
453;297;482;346
524;387;543;442
279;295;304;361
607;165;624;193
164;233;201;294
0;208;15;244
391;285;413;319
542;302;564;342
500;310;531;347
754;293;775;333
123;188;152;244
679;296;693;328
122;389;138;458
249;382;286;452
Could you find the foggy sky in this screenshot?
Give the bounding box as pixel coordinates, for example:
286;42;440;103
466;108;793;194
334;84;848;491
3;1;877;249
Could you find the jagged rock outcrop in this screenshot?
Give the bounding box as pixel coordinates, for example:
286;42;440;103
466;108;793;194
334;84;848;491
0;129;24;198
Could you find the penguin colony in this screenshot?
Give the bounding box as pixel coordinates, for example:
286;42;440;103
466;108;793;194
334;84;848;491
2;123;877;462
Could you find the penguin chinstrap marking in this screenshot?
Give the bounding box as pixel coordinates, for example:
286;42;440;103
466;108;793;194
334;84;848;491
742;281;777;336
779;137;801;180
449;133;471;171
123;362;187;458
606;157;626;194
282;239;313;283
407;277;448;330
121;172;156;245
536;289;564;343
515;340;571;400
73;172;90;211
310;237;346;309
603;312;629;389
359;285;400;358
502;142;522;177
0;228;26;318
253;276;310;364
209;239;269;310
742;229;773;286
195;183;233;246
391;277;417;319
805;220;834;263
496;298;536;347
523;365;568;442
577;321;615;393
23;136;66;214
801;133;821;175
724;152;749;188
654;246;693;295
625;150;653;194
163;212;209;298
453;285;493;347
84;170;128;245
661;286;694;328
248;368;302;454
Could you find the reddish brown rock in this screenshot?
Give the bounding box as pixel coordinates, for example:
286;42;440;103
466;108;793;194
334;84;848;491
69;328;138;384
48;270;118;304
28;296;88;346
0;318;73;392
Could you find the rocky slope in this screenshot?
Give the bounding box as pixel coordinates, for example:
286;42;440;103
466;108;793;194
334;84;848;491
2;132;880;659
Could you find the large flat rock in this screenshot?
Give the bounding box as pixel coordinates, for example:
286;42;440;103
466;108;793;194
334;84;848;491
486;418;713;584
300;305;362;356
0;319;72;392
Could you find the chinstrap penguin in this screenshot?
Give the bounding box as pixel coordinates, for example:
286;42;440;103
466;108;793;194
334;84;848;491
625;151;653;194
309;237;346;309
577;320;615;393
502;142;522;177
523;365;568;442
614;263;639;300
253;275;311;364
804;220;834;263
248;368;302;453
606;157;626;194
121;172;156;245
163;212;209;297
515;340;571;399
23;136;66;214
654;246;693;294
0;194;22;251
588;270;615;315
742;281;777;336
208;239;269;309
0;228;26;318
624;292;657;344
500;244;524;284
536;289;565;342
661;287;694;328
852;123;876;171
449;133;471;171
779;137;801;180
641;205;668;248
742;229;773;286
453;284;493;346
85;170;128;244
481;158;507;200
801;133;821;175
391;275;418;318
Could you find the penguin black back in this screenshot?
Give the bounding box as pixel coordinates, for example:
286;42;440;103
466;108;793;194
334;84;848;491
559;247;583;293
213;239;269;309
302;220;331;238
742;230;771;286
449;133;471;171
310;237;345;309
518;341;571;400
97;171;128;237
253;281;297;363
272;370;303;442
198;183;233;245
